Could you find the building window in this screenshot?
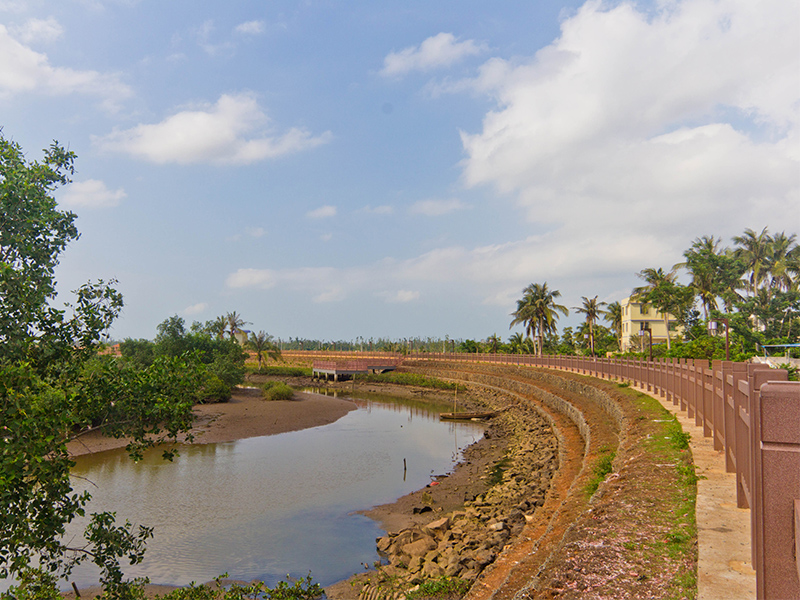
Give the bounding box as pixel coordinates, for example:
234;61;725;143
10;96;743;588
641;304;649;315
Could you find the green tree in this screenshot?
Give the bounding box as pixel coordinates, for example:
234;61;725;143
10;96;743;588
574;295;606;356
510;282;569;356
0;135;197;598
733;227;772;297
225;311;248;341
246;330;282;370
632;267;692;350
603;301;623;351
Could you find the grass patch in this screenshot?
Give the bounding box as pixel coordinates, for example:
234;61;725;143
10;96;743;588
585;447;616;497
354;371;464;390
406;576;471;599
261;381;295;401
617;387;698;599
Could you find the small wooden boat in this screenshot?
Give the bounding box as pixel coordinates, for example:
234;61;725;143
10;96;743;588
439;411;497;421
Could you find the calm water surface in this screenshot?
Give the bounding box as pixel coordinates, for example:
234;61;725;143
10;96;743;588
66;395;483;588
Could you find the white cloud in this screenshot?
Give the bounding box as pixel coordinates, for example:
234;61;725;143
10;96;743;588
380;290;420;303
58;179;126;208
360;204;394;215
10;17;63;44
409;198;466;216
381;32;486;77
235;20;265;35
94;93;332;165
307;205;337;219
182;302;208;316
455;0;798;276
0;24;130;105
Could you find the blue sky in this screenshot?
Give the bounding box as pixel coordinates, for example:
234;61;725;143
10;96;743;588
2;0;798;342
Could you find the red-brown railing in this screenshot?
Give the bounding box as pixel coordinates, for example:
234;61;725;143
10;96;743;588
284;350;798;598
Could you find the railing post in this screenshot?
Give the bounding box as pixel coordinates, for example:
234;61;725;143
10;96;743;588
752;378;797;599
712;360;724;451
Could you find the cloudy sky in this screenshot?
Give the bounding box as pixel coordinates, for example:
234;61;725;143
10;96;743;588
2;0;798;342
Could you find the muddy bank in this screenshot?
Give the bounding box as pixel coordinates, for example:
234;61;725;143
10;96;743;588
325;382;560;600
66;387;357;457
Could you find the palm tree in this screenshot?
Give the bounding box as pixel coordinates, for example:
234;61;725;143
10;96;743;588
486;333;502;353
678;235;722;321
632;267;681;350
733;227;772;296
603;301;623;352
510;282;569;356
574;296;606;356
208;315;227;339
508;332;525;354
766;231;798;293
225;311;248;341
246;331;281;370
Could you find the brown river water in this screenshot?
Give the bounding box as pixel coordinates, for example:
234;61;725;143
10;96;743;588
62;394;484;589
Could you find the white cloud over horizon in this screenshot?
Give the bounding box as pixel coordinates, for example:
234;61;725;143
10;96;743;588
94;93;332;165
381;32;486;77
224;0;798;326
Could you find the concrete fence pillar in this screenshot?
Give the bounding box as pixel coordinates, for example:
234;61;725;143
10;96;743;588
753;379;798;599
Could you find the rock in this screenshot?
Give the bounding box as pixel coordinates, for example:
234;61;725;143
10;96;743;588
376;536;392;554
422;559;444;578
412;505;433;514
402;536;436;558
424;517;450;535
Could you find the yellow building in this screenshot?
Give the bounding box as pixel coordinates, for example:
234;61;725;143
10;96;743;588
620;296;680;352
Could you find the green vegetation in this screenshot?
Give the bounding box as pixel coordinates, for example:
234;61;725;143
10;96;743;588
623;389;698;598
0;135;202;598
246;330;282;371
157;574;323;600
509;282;570;357
119;315;248;403
406;576;471;599
261;381;295;401
246;365;311;377
585;448;616;496
354;371;464;390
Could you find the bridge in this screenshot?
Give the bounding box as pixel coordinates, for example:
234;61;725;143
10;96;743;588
311;358;400;381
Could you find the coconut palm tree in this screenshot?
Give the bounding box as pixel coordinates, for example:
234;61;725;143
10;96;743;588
678;235;722;321
766;231;798;293
510;282;569;356
246;331;281;370
733;227;772;296
207;315;227;340
632;267;682;350
603;301;623;352
225;311;248;341
574;296;606;356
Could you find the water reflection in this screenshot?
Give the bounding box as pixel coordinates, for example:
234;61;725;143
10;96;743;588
65;396;483;589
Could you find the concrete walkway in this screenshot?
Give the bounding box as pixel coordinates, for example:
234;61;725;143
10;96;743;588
634;385;756;600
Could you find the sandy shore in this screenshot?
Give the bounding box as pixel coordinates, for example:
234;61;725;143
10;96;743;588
67;387;358;457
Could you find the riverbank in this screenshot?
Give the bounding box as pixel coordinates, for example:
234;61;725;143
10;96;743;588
66;387;358;457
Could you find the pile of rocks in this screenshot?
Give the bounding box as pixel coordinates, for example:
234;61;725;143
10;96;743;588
373;400;559;587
